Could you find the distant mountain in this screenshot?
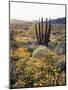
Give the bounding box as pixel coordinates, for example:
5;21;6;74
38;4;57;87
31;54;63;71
51;17;66;24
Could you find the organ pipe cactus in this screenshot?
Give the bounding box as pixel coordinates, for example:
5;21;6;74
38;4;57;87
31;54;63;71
35;17;51;46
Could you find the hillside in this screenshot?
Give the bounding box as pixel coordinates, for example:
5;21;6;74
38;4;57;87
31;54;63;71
51;17;66;24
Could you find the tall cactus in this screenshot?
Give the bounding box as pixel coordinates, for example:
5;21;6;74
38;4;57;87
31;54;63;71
41;17;43;41
44;18;48;45
35;17;51;46
35;23;39;44
38;18;41;44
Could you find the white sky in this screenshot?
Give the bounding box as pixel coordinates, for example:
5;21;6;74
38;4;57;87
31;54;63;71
10;2;65;21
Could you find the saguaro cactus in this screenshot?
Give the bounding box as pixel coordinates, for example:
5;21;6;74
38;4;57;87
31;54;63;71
35;17;51;46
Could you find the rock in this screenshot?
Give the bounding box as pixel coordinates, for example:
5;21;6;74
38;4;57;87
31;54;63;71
32;46;48;58
55;42;65;54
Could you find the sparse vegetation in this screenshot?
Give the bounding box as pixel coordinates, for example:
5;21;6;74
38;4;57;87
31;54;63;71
10;17;66;88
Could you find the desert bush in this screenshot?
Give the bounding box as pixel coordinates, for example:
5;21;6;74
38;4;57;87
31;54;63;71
10;56;22;62
10;40;19;50
10;47;31;58
48;41;57;49
55;42;65;54
32;46;48;59
55;60;66;72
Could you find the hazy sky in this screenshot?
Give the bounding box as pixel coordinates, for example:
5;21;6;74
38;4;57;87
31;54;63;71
10;2;65;21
